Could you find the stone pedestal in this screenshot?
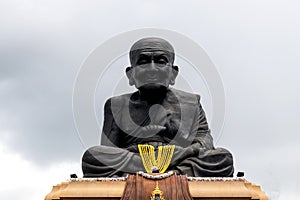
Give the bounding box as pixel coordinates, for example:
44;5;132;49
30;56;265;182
45;176;268;200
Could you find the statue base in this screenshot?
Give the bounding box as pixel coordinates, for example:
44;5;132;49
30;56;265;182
45;175;268;200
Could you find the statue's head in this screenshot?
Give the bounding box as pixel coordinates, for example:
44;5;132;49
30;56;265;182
126;37;179;91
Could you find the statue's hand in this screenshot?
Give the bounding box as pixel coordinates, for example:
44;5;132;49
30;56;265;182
140;125;166;136
126;145;138;152
185;142;206;156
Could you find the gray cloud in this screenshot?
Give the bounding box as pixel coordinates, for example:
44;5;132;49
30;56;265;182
1;0;300;199
0;39;84;165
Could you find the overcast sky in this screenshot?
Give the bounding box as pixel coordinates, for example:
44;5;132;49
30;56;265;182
1;0;300;199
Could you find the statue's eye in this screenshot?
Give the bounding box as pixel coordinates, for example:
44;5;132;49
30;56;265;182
137;58;148;65
157;59;167;65
156;57;168;65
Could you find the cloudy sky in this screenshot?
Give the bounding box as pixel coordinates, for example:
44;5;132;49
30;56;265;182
1;0;299;199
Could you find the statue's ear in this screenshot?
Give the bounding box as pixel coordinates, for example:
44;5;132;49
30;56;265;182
125;66;135;86
170;65;179;85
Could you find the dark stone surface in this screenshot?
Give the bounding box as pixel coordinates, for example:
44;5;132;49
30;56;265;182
82;37;234;177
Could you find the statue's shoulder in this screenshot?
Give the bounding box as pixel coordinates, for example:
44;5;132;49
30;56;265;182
105;91;137;106
169;88;200;104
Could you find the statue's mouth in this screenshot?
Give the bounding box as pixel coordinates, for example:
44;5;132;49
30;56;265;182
145;78;159;82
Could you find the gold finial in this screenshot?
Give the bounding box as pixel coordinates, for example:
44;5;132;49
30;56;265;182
150;181;165;200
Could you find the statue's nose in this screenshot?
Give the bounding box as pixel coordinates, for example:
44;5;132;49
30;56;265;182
148;60;159;72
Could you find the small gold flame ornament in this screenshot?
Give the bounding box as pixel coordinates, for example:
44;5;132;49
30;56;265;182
150;181;165;200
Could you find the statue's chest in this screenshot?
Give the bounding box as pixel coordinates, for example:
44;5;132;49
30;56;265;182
128;102;181;127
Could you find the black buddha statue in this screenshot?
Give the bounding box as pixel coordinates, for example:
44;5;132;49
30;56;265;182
82;37;234;177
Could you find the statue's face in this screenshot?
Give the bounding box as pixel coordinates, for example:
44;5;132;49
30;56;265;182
130;50;176;90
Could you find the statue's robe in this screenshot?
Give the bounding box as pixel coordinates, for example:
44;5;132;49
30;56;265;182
82;88;234;177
